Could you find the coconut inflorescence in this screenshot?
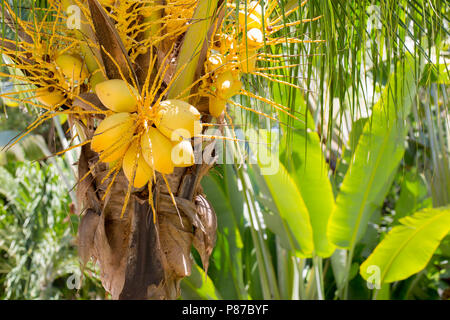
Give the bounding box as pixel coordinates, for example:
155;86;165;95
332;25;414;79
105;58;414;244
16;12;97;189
199;1;270;118
32;53;90;109
91;79;200;187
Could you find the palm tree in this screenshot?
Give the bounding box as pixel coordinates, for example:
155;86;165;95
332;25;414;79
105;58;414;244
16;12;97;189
1;0;448;300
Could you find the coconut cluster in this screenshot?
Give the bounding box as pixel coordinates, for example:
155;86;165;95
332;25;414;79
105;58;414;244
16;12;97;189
201;1;266;117
15;1;272;190
91;79;201;188
36;53;88;108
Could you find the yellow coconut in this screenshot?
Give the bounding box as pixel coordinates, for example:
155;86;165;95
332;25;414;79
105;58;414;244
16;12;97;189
206;53;225;73
155;100;202;141
215;71;242;99
238;11;262;31
91;112;136;162
172;140;195;167
245;28;264;47
95;79;138;113
122;139;153;188
55;54;88;82
141;127;175;174
35;86;66;107
209;96;227;118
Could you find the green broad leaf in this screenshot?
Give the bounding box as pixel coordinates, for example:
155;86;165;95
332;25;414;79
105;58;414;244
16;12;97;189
419;63;450;85
281;127;336;257
250;164;300;253
275;90;335;257
180;263;222;300
394;171;432;223
333;118;368;190
360;206;450;283
248;130;314;257
262;160;314;257
331;249;347;292
374;283;390;300
201;171;247;299
327;55;420;248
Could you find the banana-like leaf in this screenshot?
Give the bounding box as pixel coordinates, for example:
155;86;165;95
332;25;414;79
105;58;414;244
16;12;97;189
360;206;450;283
274;81;335;257
181;263;221;300
249;130;314;257
201;170;247;299
394;171;432;224
327;55;421;248
282;126;336;257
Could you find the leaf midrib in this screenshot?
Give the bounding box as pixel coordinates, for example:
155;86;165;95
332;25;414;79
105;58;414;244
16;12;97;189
347;119;394;249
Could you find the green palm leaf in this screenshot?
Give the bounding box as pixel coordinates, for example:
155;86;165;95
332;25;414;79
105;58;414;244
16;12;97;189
181;263;222;300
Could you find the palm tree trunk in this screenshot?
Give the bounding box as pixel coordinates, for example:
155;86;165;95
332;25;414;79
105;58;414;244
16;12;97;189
77;141;216;299
69;0;219;300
